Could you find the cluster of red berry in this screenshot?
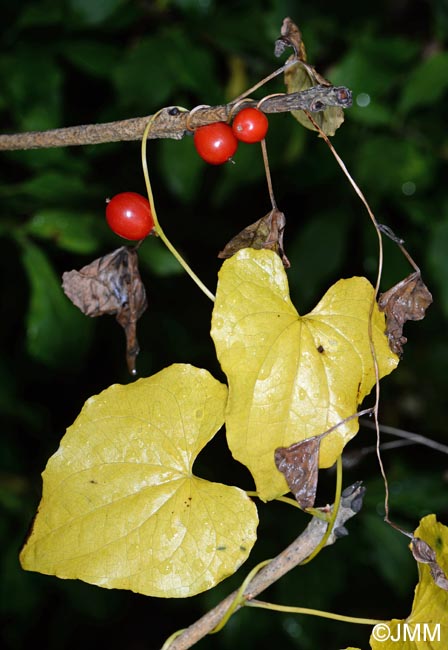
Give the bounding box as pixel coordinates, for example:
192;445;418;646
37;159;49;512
193;107;268;165
105;108;268;240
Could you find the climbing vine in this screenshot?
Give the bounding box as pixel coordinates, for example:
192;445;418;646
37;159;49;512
4;15;446;650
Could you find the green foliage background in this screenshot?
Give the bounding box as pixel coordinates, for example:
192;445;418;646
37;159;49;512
1;1;447;649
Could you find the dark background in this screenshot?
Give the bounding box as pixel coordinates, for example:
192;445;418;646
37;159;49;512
1;1;447;649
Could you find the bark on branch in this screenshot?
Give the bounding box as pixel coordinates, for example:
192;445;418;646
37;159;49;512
0;85;351;151
164;482;365;650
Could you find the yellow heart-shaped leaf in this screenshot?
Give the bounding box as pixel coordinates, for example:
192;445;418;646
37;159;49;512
20;364;258;597
211;249;398;501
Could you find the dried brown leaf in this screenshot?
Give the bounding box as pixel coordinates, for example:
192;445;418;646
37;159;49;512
378;272;433;356
218;208;290;268
274;16;306;60
274;437;320;509
412;536;448;592
62;246;147;375
430;563;448;591
279;18;346;136
411;537;437;564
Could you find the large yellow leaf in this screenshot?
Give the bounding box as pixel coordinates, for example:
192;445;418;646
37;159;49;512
20;364;258;598
211;249;398;501
370;515;448;649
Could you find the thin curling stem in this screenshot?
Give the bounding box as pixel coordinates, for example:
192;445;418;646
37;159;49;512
141;112;215;302
300;453;343;565
246;599;383;626
260;137;277;210
303;111;392;527
210;559;272;634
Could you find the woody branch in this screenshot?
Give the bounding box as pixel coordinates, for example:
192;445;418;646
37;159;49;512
0;85;351;151
165;483;365;650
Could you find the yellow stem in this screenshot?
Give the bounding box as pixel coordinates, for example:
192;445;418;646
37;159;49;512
141;112;215;302
300;453;343;565
246;599;384;626
160;628;186;650
245;491;303;510
210;559;272;634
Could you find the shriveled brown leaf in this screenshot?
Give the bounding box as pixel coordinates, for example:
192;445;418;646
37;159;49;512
411;537;437;564
218;207;290;268
378;272;433;356
412;537;448;591
274;16;306;59
430;564;448;591
62;246;147;375
278;18;346;136
274;437;320;509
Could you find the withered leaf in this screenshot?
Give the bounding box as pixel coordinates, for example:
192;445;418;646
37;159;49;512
430;564;448;591
62;246;147;375
411;537;448;591
411;536;437;564
274;436;320;509
378;272;433;356
218;207;290;268
275;16;306;59
279;18;347;136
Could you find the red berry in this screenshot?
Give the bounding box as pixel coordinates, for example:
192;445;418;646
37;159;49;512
232;107;269;143
193;122;238;165
105;192;154;240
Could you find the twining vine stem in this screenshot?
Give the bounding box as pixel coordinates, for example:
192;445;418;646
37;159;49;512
246;600;381;625
0;49;390;650
304;111;392;527
140;111;216;302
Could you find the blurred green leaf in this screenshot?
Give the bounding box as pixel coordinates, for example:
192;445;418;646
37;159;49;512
0;47;62;130
434;1;448;40
19;172;89;203
159;0;215;12
3;147;88;173
0;360;43;428
355;136;435;198
399;52;448;114
427;217;448;317
159;137;204;202
346;96;395;127
15;0;63;28
361;513;415;596
69;0;125;25
114;36;176;110
213;140;266;206
20;239;93;368
364;470;448;521
330;36;418;126
330;36;418;94
0;532;42;617
25;210;102;254
114;28;220;111
138;235;185;276
199;6;270;56
62;41;121;78
399;197;435;226
287;211;349;311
